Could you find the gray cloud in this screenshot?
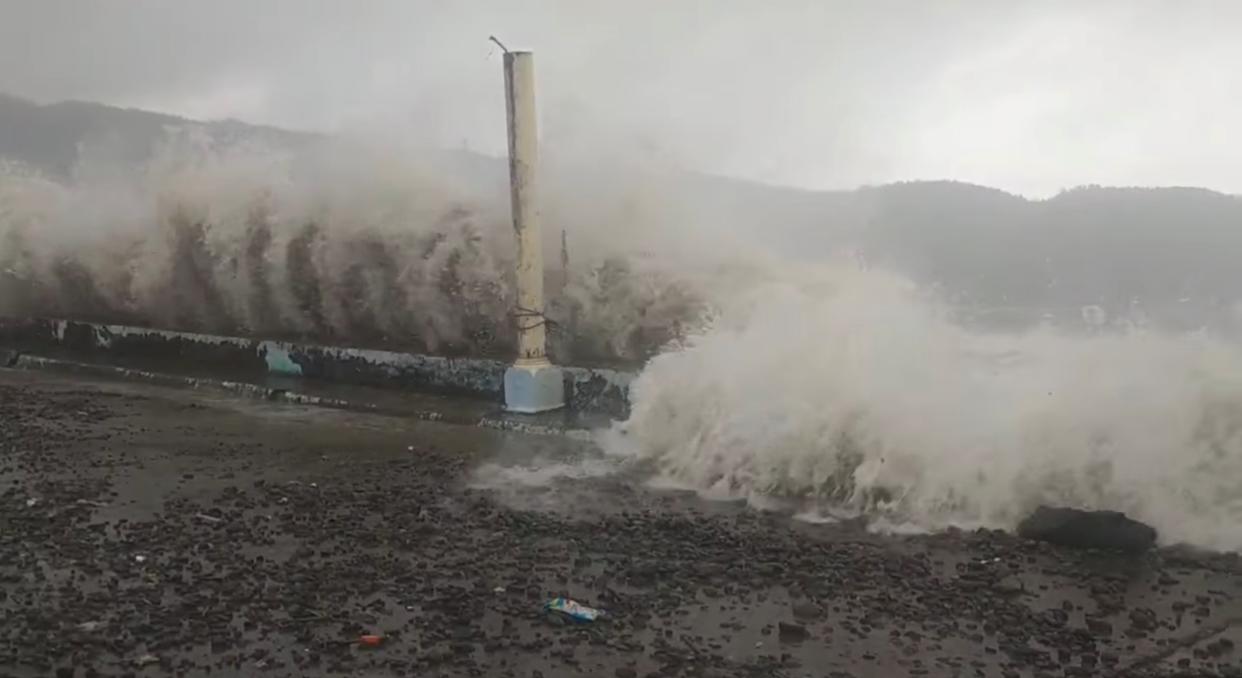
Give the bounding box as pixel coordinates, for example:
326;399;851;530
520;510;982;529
1;0;1239;196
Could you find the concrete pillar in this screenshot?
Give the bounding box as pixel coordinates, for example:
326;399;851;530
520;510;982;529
501;50;564;413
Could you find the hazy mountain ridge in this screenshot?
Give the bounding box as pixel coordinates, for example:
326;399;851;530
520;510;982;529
0;93;314;178
850;181;1242;326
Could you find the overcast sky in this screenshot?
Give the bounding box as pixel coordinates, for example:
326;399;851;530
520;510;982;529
2;0;1239;197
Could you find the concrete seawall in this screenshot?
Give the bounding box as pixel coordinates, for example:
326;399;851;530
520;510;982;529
0;318;634;416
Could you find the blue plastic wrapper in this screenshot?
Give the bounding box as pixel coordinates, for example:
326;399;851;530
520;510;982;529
544;597;605;622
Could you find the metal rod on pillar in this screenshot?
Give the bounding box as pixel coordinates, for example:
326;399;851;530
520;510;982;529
498;45;565;413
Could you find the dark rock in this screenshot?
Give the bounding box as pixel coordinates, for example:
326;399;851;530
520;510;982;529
1086;618;1113;636
777;621;809;642
1042;609;1068;627
1203;637;1237;658
792;602;824;620
1128;608;1157;631
1016;506;1157;553
543;612;567;627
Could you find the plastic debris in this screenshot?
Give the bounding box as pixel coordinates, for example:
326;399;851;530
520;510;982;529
493;586;506;594
134;555;147;563
358;634;383;647
25;497;38;508
77;621;102;632
135;654;159;667
544;597;604;623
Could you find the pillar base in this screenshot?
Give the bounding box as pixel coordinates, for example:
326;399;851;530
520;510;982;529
504;361;565;413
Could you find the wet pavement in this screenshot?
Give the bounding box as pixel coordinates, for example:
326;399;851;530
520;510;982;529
2;369;1242;677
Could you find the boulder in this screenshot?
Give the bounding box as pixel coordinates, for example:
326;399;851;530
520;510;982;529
777;621;809;642
1017;506;1156;554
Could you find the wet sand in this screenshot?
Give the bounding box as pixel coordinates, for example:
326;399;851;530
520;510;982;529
2;369;1240;677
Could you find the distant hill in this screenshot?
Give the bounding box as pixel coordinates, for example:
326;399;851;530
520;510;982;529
837;182;1242;328
0;93;313;178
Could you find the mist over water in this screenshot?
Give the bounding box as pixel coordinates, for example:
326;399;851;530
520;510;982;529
607;266;1242;551
0;129;717;364
5;125;1242;551
2;131;506;350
